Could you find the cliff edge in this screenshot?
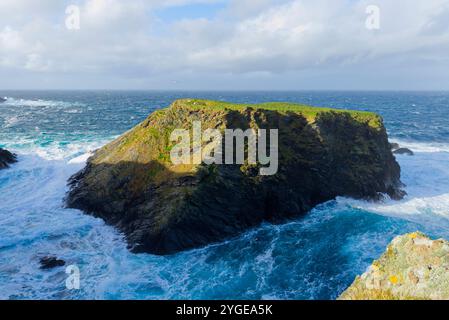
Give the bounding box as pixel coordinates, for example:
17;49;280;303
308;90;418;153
66;99;404;255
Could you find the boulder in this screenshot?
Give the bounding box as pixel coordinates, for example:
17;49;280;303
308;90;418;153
340;233;449;300
0;148;17;169
390;142;400;150
67;99;405;255
39;257;66;270
393;148;414;156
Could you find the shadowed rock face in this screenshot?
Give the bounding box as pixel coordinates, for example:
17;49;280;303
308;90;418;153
66;99;405;255
0;148;17;169
340;233;449;300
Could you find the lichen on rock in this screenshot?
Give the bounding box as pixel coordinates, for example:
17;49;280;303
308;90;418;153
339;233;449;300
66;99;405;255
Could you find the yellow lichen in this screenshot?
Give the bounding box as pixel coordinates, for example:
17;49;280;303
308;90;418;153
409;233;419;239
389;275;399;285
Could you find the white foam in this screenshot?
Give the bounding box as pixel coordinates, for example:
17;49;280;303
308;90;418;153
4;116;19;128
339;146;449;229
68;152;93;164
0;149;132;299
390;139;449;153
1;97;84;108
1;133;449;299
0;138;106;162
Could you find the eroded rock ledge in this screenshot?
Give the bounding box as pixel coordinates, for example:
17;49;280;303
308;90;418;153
340;233;449;300
66;99;404;255
0;148;17;170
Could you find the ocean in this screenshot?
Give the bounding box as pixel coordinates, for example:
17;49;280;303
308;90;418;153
1;90;449;300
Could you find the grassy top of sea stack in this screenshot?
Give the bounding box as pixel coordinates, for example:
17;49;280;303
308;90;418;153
173;99;383;129
67;98;402;255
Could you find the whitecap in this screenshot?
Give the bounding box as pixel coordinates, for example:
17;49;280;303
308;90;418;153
339;148;449;230
4;116;19;128
1;97;85;108
390;139;449;153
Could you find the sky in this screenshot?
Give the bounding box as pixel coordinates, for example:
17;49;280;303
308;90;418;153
1;0;449;90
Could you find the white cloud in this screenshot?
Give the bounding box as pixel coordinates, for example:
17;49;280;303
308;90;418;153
0;0;448;89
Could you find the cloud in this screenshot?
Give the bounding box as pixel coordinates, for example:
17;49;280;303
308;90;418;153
181;0;449;73
0;0;448;89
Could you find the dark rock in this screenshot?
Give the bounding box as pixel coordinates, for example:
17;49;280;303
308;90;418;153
393;148;414;156
66;99;405;255
390;142;400;150
39;257;66;270
0;97;6;103
0;148;17;169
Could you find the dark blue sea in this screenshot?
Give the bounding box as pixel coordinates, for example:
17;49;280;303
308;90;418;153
1;91;449;300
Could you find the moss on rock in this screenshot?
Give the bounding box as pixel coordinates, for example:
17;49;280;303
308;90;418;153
66;99;404;255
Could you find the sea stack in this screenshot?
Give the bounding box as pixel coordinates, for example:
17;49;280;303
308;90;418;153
340;233;449;300
67;99;405;255
0;148;17;169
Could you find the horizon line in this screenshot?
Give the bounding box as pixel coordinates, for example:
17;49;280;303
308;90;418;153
2;89;449;93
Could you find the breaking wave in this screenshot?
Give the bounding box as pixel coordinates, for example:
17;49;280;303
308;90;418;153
1;91;449;300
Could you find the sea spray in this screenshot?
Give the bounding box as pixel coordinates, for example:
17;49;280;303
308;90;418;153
1;91;449;299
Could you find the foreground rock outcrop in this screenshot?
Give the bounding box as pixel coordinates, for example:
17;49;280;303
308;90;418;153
67;99;404;255
340;233;449;300
0;148;17;169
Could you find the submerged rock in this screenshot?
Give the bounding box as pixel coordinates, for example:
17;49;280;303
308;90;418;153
390;142;400;151
0;148;17;169
66;99;405;255
39;257;66;270
339;233;449;300
393;148;414;156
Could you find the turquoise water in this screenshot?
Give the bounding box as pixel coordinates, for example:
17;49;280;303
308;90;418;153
1;91;449;300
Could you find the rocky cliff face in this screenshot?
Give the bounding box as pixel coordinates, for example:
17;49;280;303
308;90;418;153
0;148;17;169
66;99;404;255
340;233;449;300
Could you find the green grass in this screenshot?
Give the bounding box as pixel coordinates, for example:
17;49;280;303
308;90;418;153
174;99;383;128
